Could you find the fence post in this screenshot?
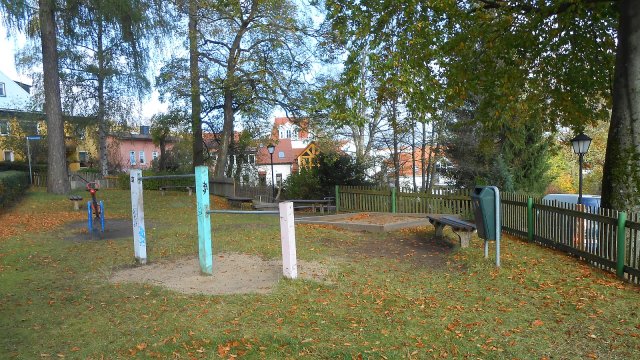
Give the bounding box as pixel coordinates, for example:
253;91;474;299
617;211;627;279
527;197;534;242
195;166;213;275
391;187;397;214
335;185;340;213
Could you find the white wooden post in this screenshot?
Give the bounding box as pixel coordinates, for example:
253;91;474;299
130;169;147;264
279;201;297;279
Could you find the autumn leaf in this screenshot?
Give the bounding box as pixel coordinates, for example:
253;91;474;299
532;320;544;327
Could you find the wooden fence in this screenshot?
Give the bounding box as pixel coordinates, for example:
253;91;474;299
210;177;235;198
336;185;472;216
338;185;640;284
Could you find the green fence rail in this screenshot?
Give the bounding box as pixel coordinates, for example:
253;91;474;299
337;185;640;284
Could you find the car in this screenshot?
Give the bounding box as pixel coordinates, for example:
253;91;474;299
541;194;601;252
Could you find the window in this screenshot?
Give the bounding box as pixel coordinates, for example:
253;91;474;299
0;82;5;97
78;151;88;168
152;151;158;161
276;173;283;187
247;154;255;164
139;151;145;164
129;151;136;165
286;129;291;138
278;151;285;158
0;121;9;135
4;150;13;162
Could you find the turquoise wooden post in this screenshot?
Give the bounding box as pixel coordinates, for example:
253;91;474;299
391;187;397;214
527;197;534;242
335;185;340;213
195;166;213;275
617;211;627;278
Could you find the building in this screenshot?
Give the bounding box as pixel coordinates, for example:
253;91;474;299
0;70;35;163
256;117;319;187
107;126;171;172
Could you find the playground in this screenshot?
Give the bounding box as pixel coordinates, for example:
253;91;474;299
2;186;640;359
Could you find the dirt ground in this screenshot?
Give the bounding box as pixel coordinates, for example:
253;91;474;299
110;254;329;295
67;214;451;295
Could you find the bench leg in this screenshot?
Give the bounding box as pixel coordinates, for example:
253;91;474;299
161;190;166;196
433;224;445;238
188;187;193;196
459;232;471;248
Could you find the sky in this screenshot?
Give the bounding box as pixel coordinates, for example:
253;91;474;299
0;23;30;85
0;22;167;122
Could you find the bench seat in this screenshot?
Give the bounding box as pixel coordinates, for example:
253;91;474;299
427;215;476;248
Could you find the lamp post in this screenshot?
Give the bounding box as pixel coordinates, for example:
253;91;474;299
570;132;592;205
267;144;276;199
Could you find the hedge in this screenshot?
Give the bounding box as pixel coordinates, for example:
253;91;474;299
117;170;195;191
0;171;30;208
0;161;47;173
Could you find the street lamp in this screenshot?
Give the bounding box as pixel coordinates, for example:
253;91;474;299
570;132;592;205
267;144;276;199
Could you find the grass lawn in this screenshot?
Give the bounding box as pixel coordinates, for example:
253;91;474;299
1;188;640;359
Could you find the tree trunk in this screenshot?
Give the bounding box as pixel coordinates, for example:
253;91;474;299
189;0;204;168
97;17;108;176
411;118;417;192
39;0;69;194
159;138;166;171
601;0;640;211
420;121;427;192
214;89;234;178
391;99;401;190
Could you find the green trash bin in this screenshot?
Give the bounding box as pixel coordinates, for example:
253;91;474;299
471;186;498;241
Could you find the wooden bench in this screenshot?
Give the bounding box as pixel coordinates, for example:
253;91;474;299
159;186;194;196
427;215;476;248
288;199;333;214
227;196;253;210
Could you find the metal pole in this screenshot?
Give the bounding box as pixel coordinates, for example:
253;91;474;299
270;152;275;199
578;153;584;205
26;138;32;184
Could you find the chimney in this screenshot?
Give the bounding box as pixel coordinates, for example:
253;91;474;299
140;125;150;135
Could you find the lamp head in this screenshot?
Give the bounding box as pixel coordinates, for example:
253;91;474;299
571;132;592;155
267;144;275;154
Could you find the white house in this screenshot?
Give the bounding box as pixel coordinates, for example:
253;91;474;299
0;70;32;162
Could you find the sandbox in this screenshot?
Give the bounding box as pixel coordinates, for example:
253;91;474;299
296;212;430;232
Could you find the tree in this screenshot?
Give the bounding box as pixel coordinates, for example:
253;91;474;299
54;0;166;176
190;0;315;177
601;0;640;211
150;110;187;171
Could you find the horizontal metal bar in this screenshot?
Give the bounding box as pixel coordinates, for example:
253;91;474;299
208;210;279;215
140;174;195;180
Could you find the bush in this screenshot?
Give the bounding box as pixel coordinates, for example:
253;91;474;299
282;152;370;199
0;161;47;173
282;167;322;199
0;171;30;207
117;170;195;190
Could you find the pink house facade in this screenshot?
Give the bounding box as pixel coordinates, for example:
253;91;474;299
107;127;173;172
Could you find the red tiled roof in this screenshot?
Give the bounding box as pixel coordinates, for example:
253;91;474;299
256;139;305;165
